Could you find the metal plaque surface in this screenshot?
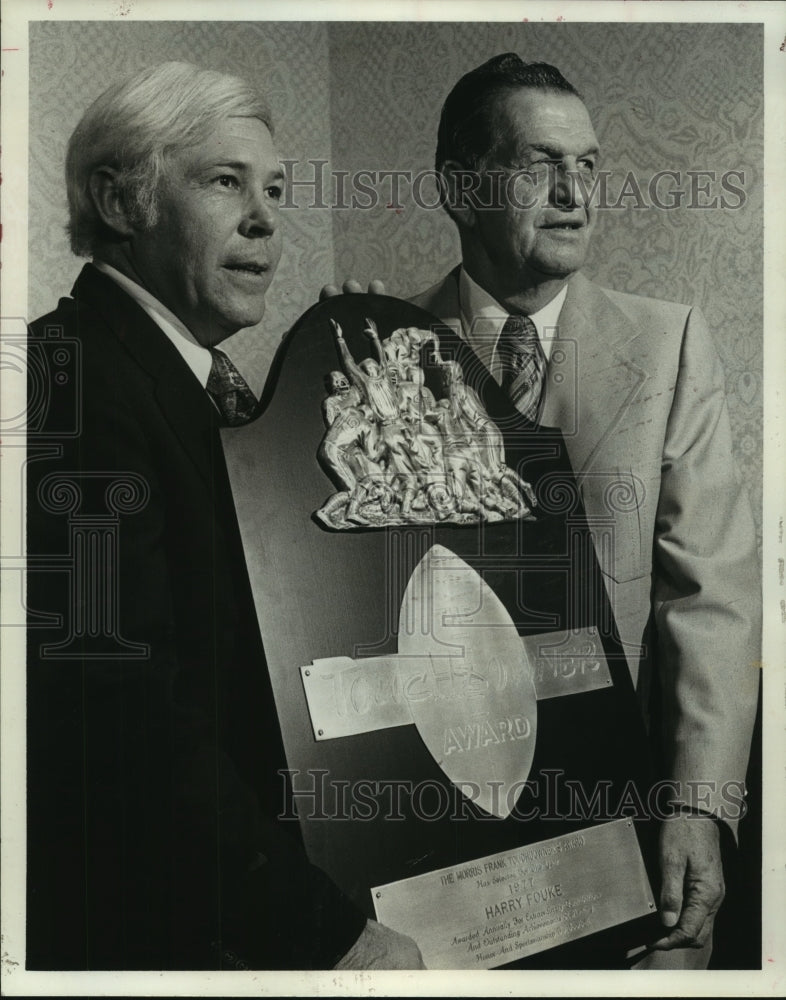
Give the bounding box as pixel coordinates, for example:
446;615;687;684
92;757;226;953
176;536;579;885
397;544;537;819
300;625;612;741
526;627;613;700
372;818;654;970
223;294;659;962
300;656;408;739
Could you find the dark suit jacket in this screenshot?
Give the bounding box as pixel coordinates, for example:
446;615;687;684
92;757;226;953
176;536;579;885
26;264;365;970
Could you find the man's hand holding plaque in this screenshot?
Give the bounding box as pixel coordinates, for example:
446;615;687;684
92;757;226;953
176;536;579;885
334;919;426;970
320;279;387;299
652;816;724;951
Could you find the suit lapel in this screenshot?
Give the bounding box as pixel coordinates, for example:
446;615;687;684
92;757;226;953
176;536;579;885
72;265;219;489
418;268;651;476
412;265;463;332
542;273;650;476
413;274;510;420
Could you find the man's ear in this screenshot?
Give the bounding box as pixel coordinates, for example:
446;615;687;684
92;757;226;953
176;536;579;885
88;167;136;238
440;160;480;230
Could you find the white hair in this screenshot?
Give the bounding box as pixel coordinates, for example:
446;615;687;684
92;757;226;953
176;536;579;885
65;61;273;257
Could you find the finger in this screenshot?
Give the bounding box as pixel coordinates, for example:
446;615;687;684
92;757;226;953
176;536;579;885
651;895;713;950
320;284;340;300
368;279;386;295
342;279;364;294
652;862;723;951
693;912;716;948
657;850;686;931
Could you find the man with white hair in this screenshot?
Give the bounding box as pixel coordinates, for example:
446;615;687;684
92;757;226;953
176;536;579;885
26;61;422;971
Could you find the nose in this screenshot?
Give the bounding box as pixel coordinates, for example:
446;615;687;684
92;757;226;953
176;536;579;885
550;160;586;210
239;183;279;238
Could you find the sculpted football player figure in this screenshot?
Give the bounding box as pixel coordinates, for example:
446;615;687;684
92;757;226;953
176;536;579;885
317;372;391;528
437;357;536;517
322;370;362;426
330;319;417;481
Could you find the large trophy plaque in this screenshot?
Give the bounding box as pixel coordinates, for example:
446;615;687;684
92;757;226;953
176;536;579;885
222;295;660;969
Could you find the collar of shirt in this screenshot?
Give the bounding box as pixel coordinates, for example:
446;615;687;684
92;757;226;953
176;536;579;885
458;267;568;383
93;260;213;388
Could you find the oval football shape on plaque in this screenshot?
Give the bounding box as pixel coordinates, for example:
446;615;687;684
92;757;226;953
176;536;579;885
397;543;537;819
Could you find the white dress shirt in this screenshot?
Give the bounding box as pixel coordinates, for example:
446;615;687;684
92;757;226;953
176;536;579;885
93;261;213;388
458;267;568;383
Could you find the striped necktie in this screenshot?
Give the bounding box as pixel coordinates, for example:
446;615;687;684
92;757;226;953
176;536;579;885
498;314;546;423
206;348;258;426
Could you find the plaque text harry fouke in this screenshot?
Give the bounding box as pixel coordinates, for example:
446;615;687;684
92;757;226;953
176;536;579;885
372;820;654;969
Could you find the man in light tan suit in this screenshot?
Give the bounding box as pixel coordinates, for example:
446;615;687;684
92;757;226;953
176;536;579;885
410;53;760;969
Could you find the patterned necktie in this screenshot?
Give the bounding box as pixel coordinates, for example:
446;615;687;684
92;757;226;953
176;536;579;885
206;348;258;426
498;313;547;423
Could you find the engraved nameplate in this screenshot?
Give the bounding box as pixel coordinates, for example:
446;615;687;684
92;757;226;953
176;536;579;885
301;656;406;740
523;627;612;700
301;626;612;741
372;818;654;969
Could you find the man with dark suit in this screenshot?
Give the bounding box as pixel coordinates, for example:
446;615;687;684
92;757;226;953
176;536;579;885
26;60;422;971
410;54;760;968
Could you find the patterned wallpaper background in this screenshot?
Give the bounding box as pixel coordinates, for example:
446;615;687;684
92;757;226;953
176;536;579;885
28;20;337;390
28;20;763;543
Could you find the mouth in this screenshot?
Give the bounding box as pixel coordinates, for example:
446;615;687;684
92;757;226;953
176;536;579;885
540;219;585;231
223;262;270;276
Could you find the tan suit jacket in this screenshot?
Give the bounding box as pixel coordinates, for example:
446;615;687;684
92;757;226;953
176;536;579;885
411;268;760;825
